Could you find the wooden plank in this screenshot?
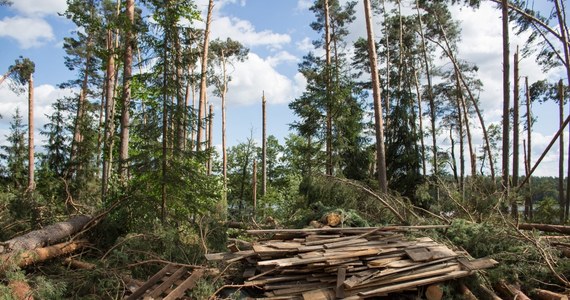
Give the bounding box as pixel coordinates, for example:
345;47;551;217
368;256;403;267
336;267;346;298
258;249;379;267
126;264;175;300
163;268;204;300
358;270;472;297
385;259;418;268
272;282;330;296
323;238;368;249
405;247;432;262
147;267;187;298
457;257;499;270
302;288;335;300
246;225;451;235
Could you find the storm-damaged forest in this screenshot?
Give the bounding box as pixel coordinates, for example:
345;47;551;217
1;0;570;299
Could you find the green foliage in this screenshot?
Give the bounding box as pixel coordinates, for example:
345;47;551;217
33;276;67;300
534;197;561;224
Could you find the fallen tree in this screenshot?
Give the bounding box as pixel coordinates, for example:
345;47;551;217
0;215;92;253
0;239;89;271
518;223;570;234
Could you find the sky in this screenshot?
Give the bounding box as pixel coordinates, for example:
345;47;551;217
0;0;567;177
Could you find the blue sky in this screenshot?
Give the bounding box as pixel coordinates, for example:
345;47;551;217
0;0;567;177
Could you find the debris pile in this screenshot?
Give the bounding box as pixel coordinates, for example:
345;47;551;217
207;226;498;299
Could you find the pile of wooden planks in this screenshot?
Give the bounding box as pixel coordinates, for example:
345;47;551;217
207;226;498;299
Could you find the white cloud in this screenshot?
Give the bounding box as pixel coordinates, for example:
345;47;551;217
0;16;54;48
218;53;303;106
210;16;291;49
296;0;313;11
11;0;67;16
267;51;299;67
296;37;313;52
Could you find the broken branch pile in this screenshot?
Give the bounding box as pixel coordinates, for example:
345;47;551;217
207;227;498;299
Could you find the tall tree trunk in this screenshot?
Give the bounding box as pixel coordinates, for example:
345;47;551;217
324;0;333;176
456;70;476;178
262;91;267;196
196;0;213;151
511;47;520;220
413;69;427;176
175;30;185;155
501;0;511;199
382;0;390;131
161;0;171;223
525;77;533;220
559;80;565;223
364;0;388;193
102;29;117;200
27;73;34;191
70;34;93;176
252;160;257;219
456;91;465;193
207;104;213;175
119;0;134;182
221;55;228;188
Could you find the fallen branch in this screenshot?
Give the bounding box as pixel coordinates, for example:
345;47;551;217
63;257;95;270
534;289;569;300
495;280;531;300
0;215;92;254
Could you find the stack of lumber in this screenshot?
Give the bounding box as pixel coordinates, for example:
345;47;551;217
207;226;498;299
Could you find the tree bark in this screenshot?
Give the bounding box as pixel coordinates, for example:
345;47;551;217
118;0;134;182
252;160;257;218
495;280;531;300
221;51;228;187
0;240;89;271
456;68;476;178
196;0;213;151
501;0;511;198
518;223;570;234
102;29;117;200
534;289;568;300
512;48;520;220
0;215;92;253
262;92;267;196
413;69;427;176
324;0;333;176
364;0;388;193
558;79;566;224
207;104;213;175
525;77;533;219
27;73;34;191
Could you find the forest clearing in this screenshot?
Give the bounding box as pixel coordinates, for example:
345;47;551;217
1;0;570;298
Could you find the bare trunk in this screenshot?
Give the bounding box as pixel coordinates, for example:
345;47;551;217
196;0;214;151
364;0;388;193
413;69;427;176
27;73;34;191
512;48;520;220
253;160;257;218
456;92;465;193
559;80;565;223
118;0;134;182
382;0;390;130
450;126;458;183
502;0;511;198
207;104;213;175
262;92;267;196
102;29;116;200
525;77;533;219
175;32;185;154
221;67;227;188
324;0;333;176
456;69;476;178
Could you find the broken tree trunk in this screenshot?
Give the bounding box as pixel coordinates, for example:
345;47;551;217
534;289;569;300
518;223;570;234
0;215;92;253
0;240;89;271
495;280;531;300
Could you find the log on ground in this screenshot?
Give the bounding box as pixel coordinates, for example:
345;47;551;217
0;215;92;253
0;239;89;271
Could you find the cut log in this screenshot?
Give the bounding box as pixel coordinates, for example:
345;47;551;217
8;280;34;300
458;284;478;300
425;284;443;300
495;280;531;300
534;289;569;300
0;215;92;253
518;223;570;234
0;239;89;271
479;285;502;300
